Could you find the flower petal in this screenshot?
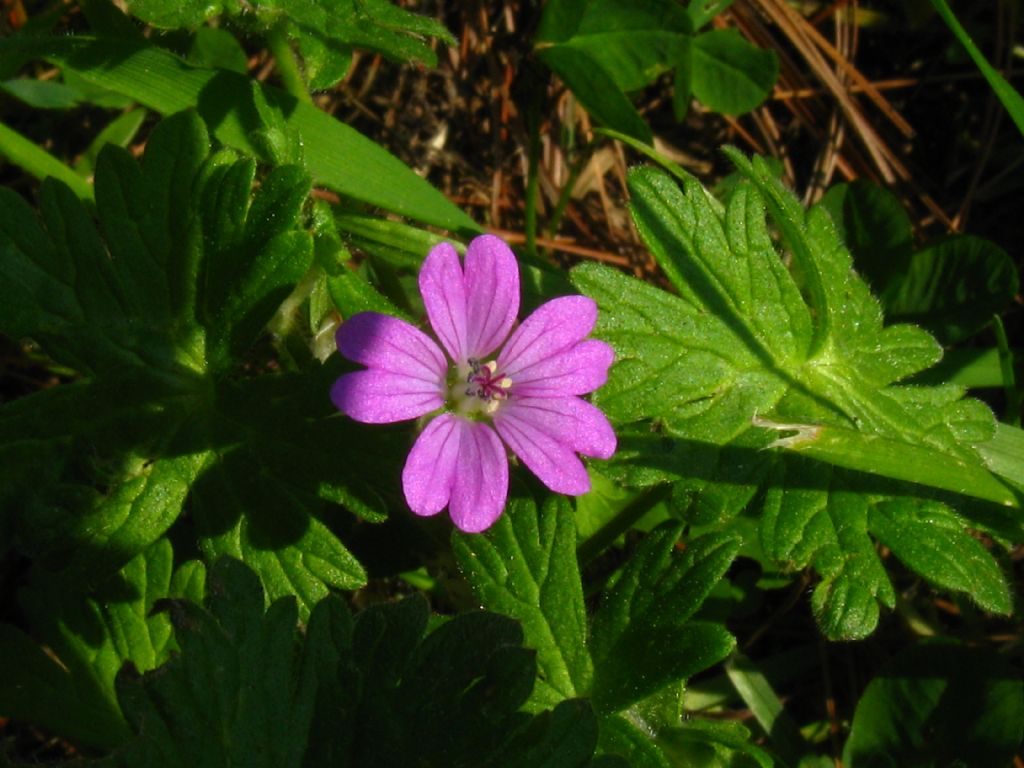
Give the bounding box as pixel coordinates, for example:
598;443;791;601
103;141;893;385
402;413;461;517
419;241;467;363
336;312;446;383
497;396;616;459
331;369;443;424
464;234;520;359
498;296;598;380
510;339;614;397
449;421;509;533
493;399;600;495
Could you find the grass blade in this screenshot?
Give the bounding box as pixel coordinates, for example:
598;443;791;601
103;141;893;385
0;119;94;201
929;0;1024;138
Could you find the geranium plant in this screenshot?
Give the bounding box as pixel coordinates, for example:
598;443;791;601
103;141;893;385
0;0;1022;765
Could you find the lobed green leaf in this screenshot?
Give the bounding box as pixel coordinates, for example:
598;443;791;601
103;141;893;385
111;558;603;766
574;152;1016;638
590;524;739;712
0;539;204;750
452;496;593;708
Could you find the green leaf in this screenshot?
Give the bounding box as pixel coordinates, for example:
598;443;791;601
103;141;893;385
114;558;602;767
758;416;1018;509
327;267;410;322
279;0;456;89
823;181;1018;344
0;624;128;750
50;452;209;580
761;460;896;640
123;0;223;28
571;172;805;446
868;498;1011;614
2;35;477;233
535;0;699;143
193;448;367;621
452;496;593;708
536;0;692;92
687;0;735;29
197;161;315;366
1;76;83;108
116;558;349;767
656;719;774;768
691;29;778;115
0;111;380;605
599;715;672;768
534;0;770;126
844;641;1024;767
590;524;738;713
724;652;806;764
536;45;652;144
93;110;210;345
352;595;602;767
0;538;204;750
294;26;353;91
819;179;913;289
187;27;249;74
976;422;1024;496
187;372;397;619
573;153;1015;639
884;235;1019;344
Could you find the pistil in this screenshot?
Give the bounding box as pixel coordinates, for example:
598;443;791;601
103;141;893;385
453;357;512;415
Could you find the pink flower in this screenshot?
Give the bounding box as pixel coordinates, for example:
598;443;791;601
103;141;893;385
330;235;617;533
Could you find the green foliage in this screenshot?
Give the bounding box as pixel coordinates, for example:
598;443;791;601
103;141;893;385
454;497;746;765
2;4;1022;763
120;0;455;91
589;524;738;713
111;558;604;767
0;539;204;749
0;111;408;619
1;35;477;233
929;0;1024;138
1;77;83;109
843;642;1024;766
572;153;1017;639
453;496;593;708
0;119;95;201
535;0;778;142
821;180;1019;344
655;719;774;768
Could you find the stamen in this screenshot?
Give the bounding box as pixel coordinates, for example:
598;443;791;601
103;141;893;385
452;357;513;415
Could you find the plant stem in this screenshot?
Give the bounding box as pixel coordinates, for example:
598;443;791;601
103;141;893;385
524;100;541;259
543;143;590;251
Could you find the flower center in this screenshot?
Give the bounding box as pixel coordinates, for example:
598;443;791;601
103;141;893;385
451;357;512;415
